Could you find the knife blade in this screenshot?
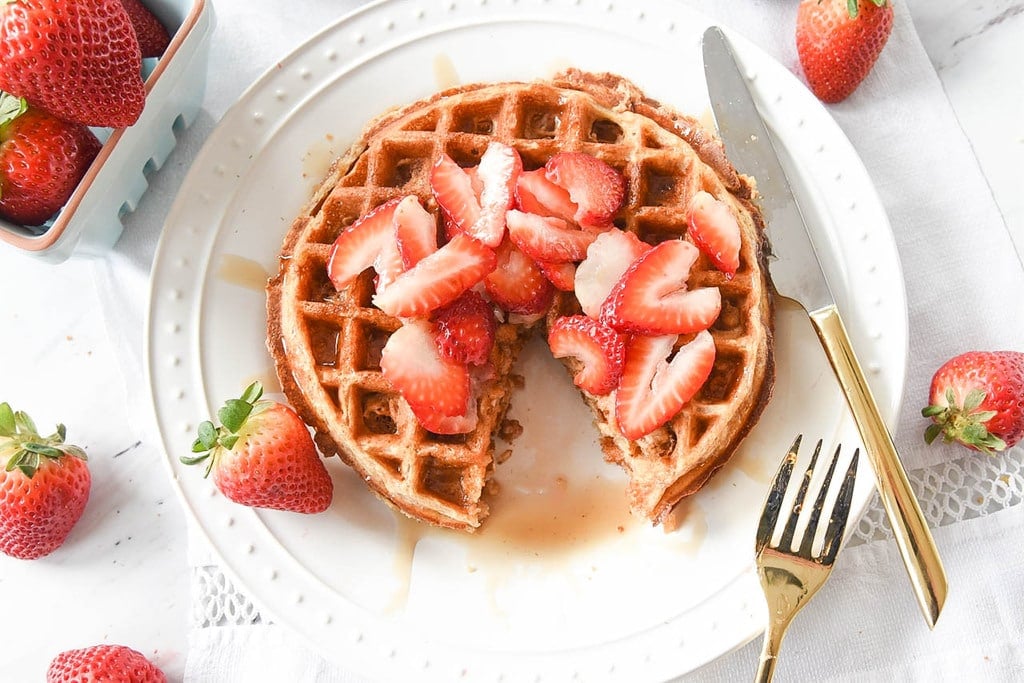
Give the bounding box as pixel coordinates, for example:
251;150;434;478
701;25;948;629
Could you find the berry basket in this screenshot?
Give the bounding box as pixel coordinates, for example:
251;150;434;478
0;0;214;263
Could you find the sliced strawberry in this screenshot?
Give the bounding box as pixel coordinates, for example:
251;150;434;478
465;165;484;197
505;209;599;263
326;197;403;290
537;260;576;292
600;240;721;335
574;229;652;318
431;154;481;236
615;331;716;440
380;319;471;418
394;195;438;268
471;142;522;247
544;152;625;228
417;402;479;435
373;233;497;317
547;315;626;396
515;168;578;222
433;290;497;366
688;191;741;277
373;231;405;294
483;239;554;315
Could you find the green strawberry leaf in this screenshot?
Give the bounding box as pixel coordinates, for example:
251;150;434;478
14;410;37;436
221;434;239;450
60;444;88;460
8;449;40;478
203;454;216;478
0;403;14;437
194;420;218;451
962;422;985;442
18;452;40;478
846;0;859;18
240;381;264;404
4;448;24;472
218;399;253;434
0;93;26;127
962;389;986;412
921;404;945;418
923;423;942;445
180;453;210;466
22;442;64;458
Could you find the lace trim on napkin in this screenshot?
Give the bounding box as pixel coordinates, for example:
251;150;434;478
192;565;265;628
849;445;1024;545
191;447;1023;628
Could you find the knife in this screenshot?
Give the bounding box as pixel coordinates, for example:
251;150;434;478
701;26;947;629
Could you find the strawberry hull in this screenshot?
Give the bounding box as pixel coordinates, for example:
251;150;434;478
0;0;214;263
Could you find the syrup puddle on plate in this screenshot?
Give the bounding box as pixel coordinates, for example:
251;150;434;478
383;471;634;617
433;53;460;90
216;254;270;292
301;133;338;182
380;337;707;617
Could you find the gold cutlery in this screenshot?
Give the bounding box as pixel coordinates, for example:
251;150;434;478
755;436;859;682
702;26;947;628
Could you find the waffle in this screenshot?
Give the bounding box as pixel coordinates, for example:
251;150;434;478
266;69;774;530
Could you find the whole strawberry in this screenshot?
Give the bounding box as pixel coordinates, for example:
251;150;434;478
121;0;170;58
0;0;145;127
47;644;166;683
0;402;91;560
183;382;333;513
796;0;894;103
0;94;102;226
923;351;1024;453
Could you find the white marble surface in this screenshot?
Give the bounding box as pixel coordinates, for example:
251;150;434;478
0;1;1020;681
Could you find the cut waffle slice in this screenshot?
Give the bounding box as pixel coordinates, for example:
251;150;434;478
266;69;774;531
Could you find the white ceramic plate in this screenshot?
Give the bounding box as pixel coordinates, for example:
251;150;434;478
146;1;907;681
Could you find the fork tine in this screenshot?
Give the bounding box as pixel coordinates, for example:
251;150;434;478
778;438;823;552
820;448;860;565
797;443;842;558
755;435;801;553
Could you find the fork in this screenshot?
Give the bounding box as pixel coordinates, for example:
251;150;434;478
754;435;860;683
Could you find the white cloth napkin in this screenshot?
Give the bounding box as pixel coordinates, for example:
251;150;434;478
90;0;1024;681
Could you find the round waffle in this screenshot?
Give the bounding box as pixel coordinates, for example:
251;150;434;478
266;69;774;531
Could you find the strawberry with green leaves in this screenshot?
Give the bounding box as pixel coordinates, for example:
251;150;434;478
923;351;1024;453
0;0;145;127
0;402;91;560
0;93;102;226
47;644;166;683
184;382;333;514
796;0;894;103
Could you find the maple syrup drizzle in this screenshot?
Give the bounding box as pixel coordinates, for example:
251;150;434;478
216;254;269;292
301;133;337;182
433;53;460;90
382;473;635;614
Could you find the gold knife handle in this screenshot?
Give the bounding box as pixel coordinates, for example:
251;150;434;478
809;305;948;628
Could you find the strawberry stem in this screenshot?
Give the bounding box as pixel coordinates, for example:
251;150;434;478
921;388;1007;454
846;0;887;19
183;382;266;477
0;402;88;478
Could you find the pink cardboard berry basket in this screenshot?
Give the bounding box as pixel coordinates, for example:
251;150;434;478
0;0;215;263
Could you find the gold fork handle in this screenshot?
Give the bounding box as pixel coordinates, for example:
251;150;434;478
809;305;948;628
754;620;786;683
